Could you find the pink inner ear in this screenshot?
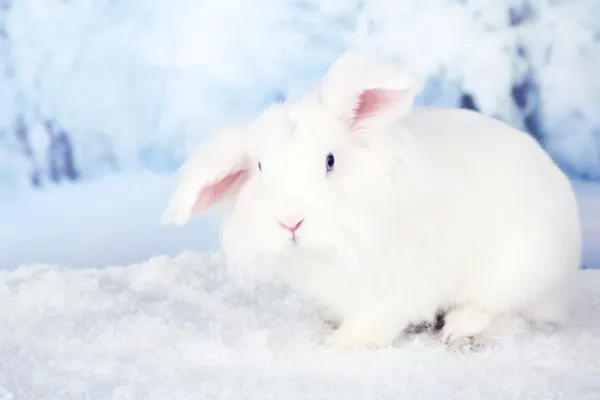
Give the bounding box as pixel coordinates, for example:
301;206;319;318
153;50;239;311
351;88;407;126
192;169;248;215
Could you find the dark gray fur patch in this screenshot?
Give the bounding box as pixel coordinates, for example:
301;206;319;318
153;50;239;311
404;309;446;335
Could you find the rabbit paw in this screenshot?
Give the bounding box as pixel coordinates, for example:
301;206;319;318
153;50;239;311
441;306;492;346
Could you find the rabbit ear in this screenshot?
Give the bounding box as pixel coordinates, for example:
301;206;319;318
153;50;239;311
318;51;421;132
161;126;251;226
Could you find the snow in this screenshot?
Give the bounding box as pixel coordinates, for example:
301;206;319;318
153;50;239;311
0;251;599;399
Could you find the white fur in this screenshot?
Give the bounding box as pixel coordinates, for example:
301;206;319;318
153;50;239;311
162;52;582;349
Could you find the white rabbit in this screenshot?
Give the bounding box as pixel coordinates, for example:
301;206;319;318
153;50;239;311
162;52;582;349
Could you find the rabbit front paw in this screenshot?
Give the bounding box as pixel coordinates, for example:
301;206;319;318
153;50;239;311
441;305;494;349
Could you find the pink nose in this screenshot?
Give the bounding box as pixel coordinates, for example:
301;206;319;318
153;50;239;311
278;218;304;233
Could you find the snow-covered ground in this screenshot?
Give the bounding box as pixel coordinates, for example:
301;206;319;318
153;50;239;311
0;251;599;399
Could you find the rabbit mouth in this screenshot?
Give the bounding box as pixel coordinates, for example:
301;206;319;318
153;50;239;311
288;234;300;246
285;232;313;251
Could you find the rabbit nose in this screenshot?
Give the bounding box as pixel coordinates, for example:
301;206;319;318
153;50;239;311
278;218;304;233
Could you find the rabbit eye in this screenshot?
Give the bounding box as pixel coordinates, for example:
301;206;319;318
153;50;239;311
326;153;335;173
258;161;262;171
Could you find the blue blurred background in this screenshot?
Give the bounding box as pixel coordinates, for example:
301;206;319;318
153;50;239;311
0;0;598;270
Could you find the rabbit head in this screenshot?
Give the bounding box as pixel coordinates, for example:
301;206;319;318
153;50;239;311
162;52;422;273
